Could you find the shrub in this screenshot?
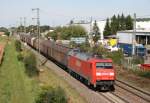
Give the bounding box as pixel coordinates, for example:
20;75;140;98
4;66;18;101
107;50;124;65
92;45;108;56
137;71;150;78
36;86;67;103
5;31;10;36
17;50;28;61
15;40;22;52
132;56;144;64
24;52;38;77
17;52;24;61
80;42;91;52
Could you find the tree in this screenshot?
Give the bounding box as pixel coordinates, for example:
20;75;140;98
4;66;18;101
117;14;121;31
110;15;118;34
40;25;50;33
17;26;24;33
0;27;8;32
0;27;10;36
47;25;87;40
5;32;10;36
103;18;111;36
120;14;126;30
126;15;133;30
107;50;124;65
79;42;92;52
25;25;37;33
92;44;107;56
70;20;74;25
46;26;62;40
104;14;133;35
92;20;100;44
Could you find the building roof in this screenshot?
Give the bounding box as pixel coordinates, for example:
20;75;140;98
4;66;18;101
117;30;150;34
105;35;117;38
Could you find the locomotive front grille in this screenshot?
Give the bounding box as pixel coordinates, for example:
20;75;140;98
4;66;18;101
96;80;114;86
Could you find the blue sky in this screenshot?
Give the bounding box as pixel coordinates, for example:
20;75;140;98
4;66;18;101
0;0;150;27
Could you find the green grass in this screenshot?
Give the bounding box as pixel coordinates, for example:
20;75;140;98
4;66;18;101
0;36;8;45
38;66;86;103
0;38;39;103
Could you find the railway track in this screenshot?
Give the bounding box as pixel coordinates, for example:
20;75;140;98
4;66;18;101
111;79;150;103
97;79;150;103
99;92;128;103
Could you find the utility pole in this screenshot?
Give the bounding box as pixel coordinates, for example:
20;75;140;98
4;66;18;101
24;17;26;33
89;16;94;47
132;13;136;56
90;16;92;34
90;16;93;39
20;17;23;33
32;8;40;53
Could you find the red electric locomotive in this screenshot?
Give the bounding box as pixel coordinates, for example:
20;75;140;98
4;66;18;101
68;49;115;90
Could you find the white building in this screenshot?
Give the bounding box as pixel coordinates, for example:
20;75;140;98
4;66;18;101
92;20;106;41
117;30;150;45
136;21;150;30
70;20;106;41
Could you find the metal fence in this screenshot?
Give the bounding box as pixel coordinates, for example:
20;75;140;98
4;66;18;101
121;57;141;70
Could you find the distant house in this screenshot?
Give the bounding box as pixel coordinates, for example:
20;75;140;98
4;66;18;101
0;32;5;36
69;20;106;41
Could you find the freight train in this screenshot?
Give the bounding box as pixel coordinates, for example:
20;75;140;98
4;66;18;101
20;34;115;90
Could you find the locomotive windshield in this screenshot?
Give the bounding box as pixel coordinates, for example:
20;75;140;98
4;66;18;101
96;62;113;69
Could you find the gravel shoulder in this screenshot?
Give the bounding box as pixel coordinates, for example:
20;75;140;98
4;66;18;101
116;65;150;92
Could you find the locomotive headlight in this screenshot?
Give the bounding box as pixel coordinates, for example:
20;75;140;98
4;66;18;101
96;73;101;76
110;72;114;76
